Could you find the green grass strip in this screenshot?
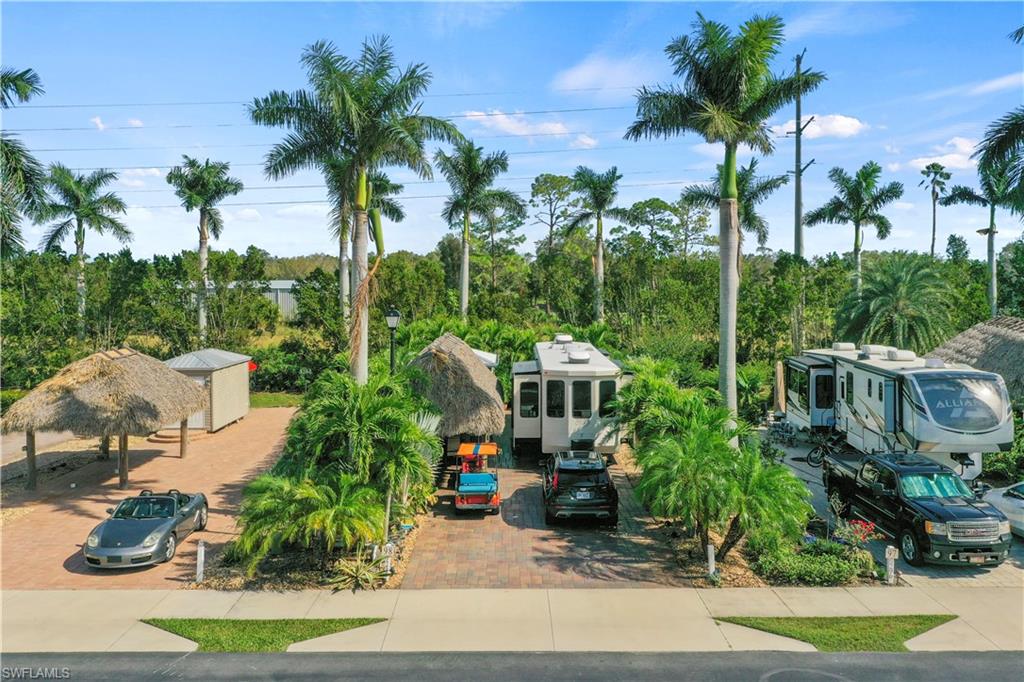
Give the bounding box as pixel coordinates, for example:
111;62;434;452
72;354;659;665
143;618;384;652
250;391;304;408
718;615;957;652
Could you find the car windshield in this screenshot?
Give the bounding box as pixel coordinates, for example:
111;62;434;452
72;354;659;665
112;497;175;519
899;473;972;499
913;374;1008;431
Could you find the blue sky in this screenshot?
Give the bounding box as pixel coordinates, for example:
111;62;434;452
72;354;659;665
4;1;1022;261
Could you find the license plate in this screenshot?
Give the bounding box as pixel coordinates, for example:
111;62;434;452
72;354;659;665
107;556;121;563
969;556;987;564
576;490;593;500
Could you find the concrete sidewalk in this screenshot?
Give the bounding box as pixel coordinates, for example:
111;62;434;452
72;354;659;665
2;586;1021;653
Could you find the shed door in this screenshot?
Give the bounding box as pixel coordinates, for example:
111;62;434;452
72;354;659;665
187;376;207;429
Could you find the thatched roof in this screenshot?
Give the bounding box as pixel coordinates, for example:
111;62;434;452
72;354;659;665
929;316;1024;399
1;348;208;436
409;333;506;437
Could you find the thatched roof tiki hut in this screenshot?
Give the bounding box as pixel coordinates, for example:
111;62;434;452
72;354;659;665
930;316;1024;400
409;333;506;448
1;349;208;490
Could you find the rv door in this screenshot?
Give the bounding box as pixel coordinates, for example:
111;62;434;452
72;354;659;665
883;379;897;434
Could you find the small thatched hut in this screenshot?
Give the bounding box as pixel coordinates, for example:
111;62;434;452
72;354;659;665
409;333;506;451
929;316;1024;399
1;348;208;489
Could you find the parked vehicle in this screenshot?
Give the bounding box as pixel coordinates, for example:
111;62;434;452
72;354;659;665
541;450;618;525
454;471;501;515
984;482;1024;537
84;489;208;568
823;453;1012;566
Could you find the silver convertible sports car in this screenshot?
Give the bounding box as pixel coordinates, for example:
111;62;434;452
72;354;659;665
84;489;208;568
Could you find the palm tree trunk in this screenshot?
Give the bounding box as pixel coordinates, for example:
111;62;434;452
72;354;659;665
545;224;554;315
75;221;86;340
853;221;863;298
594;213;605;323
383;484;393;544
339;201;351;327
460;211;470;321
352;169;370;385
718;144;740;433
930;192;937;258
988;204;997;318
716;514;744;562
198;211;210;344
490;220;497;292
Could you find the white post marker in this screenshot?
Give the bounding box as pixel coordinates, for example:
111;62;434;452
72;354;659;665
885;544;898;585
706;543;716;577
196;540;206;584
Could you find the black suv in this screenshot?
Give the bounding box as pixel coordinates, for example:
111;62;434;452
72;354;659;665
541;450;619;525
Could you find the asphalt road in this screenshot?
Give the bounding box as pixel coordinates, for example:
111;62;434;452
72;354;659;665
3;652;1022;681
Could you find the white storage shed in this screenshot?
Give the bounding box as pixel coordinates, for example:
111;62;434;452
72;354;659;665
165;348;251;432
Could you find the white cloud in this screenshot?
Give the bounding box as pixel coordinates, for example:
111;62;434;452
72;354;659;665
120;178;147;188
462;109;569;139
893;201;915;211
785;4;911;40
231;208;262;223
969;72;1024;96
428;2;515;36
550;52;663;102
123;167;162;177
886;162;902;172
770;114;869;140
276;204;328;219
125;206;154;222
884;144;901;155
908;137;978;170
570;134;598;149
90;116;106;131
127;118;144;128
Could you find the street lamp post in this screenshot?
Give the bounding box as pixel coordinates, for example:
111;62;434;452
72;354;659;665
385;308;401;374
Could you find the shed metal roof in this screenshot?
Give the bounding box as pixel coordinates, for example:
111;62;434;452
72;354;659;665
166;348;251;371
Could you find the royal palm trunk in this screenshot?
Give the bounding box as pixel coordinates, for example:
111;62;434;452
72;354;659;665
718;144;739;431
460;211;470;321
987;204;997;318
930;190;938;258
198;210;210;342
75;221;86;339
594;213;605;323
339;200;351;326
351;169;370;385
853;221;863;297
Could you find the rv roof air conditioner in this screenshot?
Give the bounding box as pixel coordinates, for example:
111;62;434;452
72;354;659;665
885;349;917;361
860;344;889;356
567;351;591;364
832;342;856;351
924;357;946;369
554;334;574;345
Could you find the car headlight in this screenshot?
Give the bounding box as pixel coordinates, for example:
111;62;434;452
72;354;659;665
87;534;99;548
924;521;947;536
999;520;1011;536
142;532;163;548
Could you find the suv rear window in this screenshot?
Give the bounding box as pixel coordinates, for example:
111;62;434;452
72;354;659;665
555;470;610;486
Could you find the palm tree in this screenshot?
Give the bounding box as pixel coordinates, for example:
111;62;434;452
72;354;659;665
165;156;243;342
435;138;524;321
836;252;952;353
626;13;824;421
804;162;904;295
568;166;623;323
918;162;951;258
39;164;129;337
940;161;1024;317
1;67;46;255
975;28;1023;188
681;157;788;273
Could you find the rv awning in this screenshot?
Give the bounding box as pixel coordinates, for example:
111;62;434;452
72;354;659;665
787;355;832;370
513;360;539;374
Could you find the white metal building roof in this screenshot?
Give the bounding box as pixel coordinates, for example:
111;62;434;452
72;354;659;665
165;348;252;371
532;339;621;376
805;347;974;377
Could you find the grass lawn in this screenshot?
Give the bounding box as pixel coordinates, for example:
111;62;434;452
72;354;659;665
143;618;384;652
250;391;303;408
718;615;956;652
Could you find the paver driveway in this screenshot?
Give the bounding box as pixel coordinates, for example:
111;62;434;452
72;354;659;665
402;457;688;589
0;407;293;589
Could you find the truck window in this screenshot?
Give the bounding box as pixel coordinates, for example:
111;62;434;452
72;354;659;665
900;472;972;499
877;468;896;492
815;375;834;409
520;381;539;418
860;461;879;483
546;380;565;418
845;371;854;407
598;380;616;418
572;381;592;418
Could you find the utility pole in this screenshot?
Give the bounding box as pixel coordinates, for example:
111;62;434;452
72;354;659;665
788;50;815;354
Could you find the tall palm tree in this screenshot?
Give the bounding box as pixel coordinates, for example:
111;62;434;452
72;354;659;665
975;27;1023;187
165;156;244;342
804;161;904;295
568;166;623;323
836;252;952;354
39;164;129;337
681;157;788;273
1;67;46;256
435;138;524;321
626;13;824;422
918;162;951;258
940;161;1024;317
253;37;459;384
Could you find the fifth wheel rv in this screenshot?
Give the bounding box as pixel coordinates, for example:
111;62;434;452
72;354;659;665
782;343;1014;479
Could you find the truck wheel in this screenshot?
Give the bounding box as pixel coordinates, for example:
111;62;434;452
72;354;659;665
827;489;850;519
544;509;555;525
900;530;925;567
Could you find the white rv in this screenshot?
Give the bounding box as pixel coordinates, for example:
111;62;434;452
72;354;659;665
512;335;631;456
783;343;1015;479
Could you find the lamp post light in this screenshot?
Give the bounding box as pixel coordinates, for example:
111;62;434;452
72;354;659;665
385;308;401;374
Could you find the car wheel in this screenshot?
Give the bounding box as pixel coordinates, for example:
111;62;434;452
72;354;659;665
162;534;177;563
195;505;209;531
827;489;850;519
900;529;925;567
604;514;619;528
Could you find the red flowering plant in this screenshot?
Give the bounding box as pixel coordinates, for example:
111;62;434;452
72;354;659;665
832;519;879;550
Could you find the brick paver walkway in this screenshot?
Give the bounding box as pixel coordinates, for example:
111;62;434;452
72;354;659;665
401;457;688;589
0;408;294;589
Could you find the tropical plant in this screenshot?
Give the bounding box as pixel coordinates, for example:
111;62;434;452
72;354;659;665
804;161;904;295
681;157;789;272
568;166;623;323
235;472;384;575
835;252;952;353
165;156;244;341
1;66;46;257
939;161;1024;317
975;28;1023;188
918;162;952;258
38;164;129;337
626;12;824;422
329;552;390;591
436;138;524;321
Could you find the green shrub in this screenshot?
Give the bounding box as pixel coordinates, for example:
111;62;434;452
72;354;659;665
754;547;859;586
983;415;1023;482
801;539;848;558
248;335;344;393
1;389;27;414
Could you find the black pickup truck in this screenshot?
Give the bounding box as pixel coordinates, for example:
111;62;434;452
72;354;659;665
823;453;1012;566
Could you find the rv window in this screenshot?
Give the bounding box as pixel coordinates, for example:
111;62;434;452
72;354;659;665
867;379;872;398
845;371;854;406
572;381;592;418
787;366;808;411
914;375;1008;432
546;380;565;419
598;380;616;417
815;375;834;409
520;381;539;419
